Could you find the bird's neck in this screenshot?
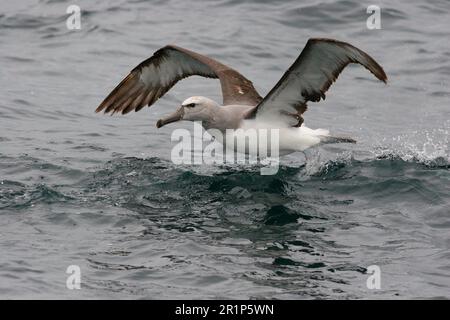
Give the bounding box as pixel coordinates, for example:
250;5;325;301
203;105;253;131
201;105;224;131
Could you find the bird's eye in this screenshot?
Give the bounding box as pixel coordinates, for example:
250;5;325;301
186;103;196;108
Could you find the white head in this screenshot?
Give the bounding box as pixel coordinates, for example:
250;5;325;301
156;96;219;128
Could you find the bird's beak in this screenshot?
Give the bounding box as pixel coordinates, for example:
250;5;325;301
156;106;184;128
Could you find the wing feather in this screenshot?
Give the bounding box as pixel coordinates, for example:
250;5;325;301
96;45;262;115
252;38;387;126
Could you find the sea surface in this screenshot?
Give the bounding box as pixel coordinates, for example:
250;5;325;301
1;0;449;299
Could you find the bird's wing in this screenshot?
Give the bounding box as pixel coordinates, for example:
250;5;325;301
248;38;387;126
96;45;262;115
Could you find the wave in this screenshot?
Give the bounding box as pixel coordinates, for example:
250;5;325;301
1;139;448;215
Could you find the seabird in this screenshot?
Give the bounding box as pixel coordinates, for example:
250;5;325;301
96;38;387;156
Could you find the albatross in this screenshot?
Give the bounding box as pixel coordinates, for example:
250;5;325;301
96;38;387;156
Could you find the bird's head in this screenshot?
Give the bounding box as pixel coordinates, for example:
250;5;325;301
156;96;219;128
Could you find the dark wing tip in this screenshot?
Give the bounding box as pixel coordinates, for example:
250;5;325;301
95;45;207;116
95;47;173;115
360;51;387;84
308;38;388;84
96;72;140;114
378;67;388;83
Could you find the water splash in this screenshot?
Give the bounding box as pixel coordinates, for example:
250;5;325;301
371;127;449;167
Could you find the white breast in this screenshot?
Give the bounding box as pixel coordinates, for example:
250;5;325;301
214;119;329;156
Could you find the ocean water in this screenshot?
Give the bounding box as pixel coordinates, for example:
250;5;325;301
1;0;449;299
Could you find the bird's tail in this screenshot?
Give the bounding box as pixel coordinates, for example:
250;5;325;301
319;135;356;144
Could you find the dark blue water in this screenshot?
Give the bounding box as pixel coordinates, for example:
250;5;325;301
0;0;449;299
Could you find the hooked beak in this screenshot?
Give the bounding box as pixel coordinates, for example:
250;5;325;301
156;106;184;128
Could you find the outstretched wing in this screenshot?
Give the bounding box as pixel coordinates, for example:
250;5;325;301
96;45;262;115
250;38;387;126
